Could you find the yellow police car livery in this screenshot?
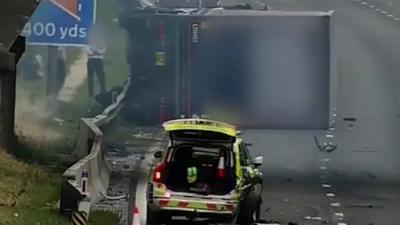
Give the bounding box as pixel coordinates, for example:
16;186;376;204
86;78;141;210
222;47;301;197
147;119;264;225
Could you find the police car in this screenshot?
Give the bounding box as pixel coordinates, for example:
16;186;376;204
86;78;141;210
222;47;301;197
147;119;264;225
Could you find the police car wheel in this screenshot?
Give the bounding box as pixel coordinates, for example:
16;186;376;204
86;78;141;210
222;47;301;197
238;197;261;225
147;209;165;225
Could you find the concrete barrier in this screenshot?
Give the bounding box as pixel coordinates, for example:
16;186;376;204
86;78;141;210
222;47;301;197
61;78;131;217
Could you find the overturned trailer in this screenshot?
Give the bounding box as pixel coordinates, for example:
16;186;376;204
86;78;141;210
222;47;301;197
120;4;333;129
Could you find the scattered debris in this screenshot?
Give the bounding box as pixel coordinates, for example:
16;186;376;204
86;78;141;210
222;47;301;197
313;136;338;152
346;203;383;208
365;171;378;179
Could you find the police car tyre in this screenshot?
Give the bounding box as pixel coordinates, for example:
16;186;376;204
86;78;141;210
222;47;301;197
147;207;170;225
237;193;261;225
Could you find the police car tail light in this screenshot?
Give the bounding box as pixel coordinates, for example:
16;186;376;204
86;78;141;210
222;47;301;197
153;163;166;183
216;153;226;179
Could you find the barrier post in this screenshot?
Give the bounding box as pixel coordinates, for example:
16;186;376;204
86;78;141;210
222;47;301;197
81;170;89;196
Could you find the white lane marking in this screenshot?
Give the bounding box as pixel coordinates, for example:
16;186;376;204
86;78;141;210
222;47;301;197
388;14;394;17
376;8;382;11
369;5;375;8
321;158;331;162
325;134;334;138
135;169;149;225
322;184;332;188
394;18;400;21
331;202;341;207
335;212;345;217
329;127;335;131
361;2;368;5
338;223;347;225
320;166;328;170
382;11;388;14
326;193;336;197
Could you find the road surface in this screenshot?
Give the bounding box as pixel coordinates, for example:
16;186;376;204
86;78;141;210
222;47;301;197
243;0;400;224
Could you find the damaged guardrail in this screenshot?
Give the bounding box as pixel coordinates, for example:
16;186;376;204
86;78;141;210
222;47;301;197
60;78;131;217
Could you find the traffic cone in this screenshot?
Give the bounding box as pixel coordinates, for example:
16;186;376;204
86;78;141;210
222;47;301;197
132;207;140;225
216;153;226;179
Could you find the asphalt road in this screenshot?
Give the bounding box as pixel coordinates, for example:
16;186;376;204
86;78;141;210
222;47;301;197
243;0;400;224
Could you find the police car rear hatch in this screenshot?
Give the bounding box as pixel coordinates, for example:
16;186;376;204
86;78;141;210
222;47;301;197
163;119;237;144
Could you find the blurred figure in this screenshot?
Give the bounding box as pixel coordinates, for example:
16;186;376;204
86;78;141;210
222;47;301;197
18;53;42;81
87;33;106;98
56;46;67;95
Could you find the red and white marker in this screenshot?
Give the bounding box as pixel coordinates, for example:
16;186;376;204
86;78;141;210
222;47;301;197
132;207;140;225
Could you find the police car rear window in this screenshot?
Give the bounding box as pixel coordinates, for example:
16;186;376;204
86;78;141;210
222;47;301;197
171;130;234;142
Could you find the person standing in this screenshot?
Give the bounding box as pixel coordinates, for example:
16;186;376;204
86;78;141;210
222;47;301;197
87;36;106;98
56;46;67;95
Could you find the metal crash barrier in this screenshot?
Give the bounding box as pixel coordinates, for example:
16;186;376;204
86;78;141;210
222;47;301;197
60;78;131;218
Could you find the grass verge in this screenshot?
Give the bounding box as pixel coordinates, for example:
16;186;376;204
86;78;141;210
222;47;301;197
89;211;120;225
0;150;68;225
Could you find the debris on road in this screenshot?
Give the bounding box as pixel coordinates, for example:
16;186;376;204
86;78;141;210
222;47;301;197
365;171;378;179
346;203;383;208
285;178;292;182
343;117;357;122
313;135;338;152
